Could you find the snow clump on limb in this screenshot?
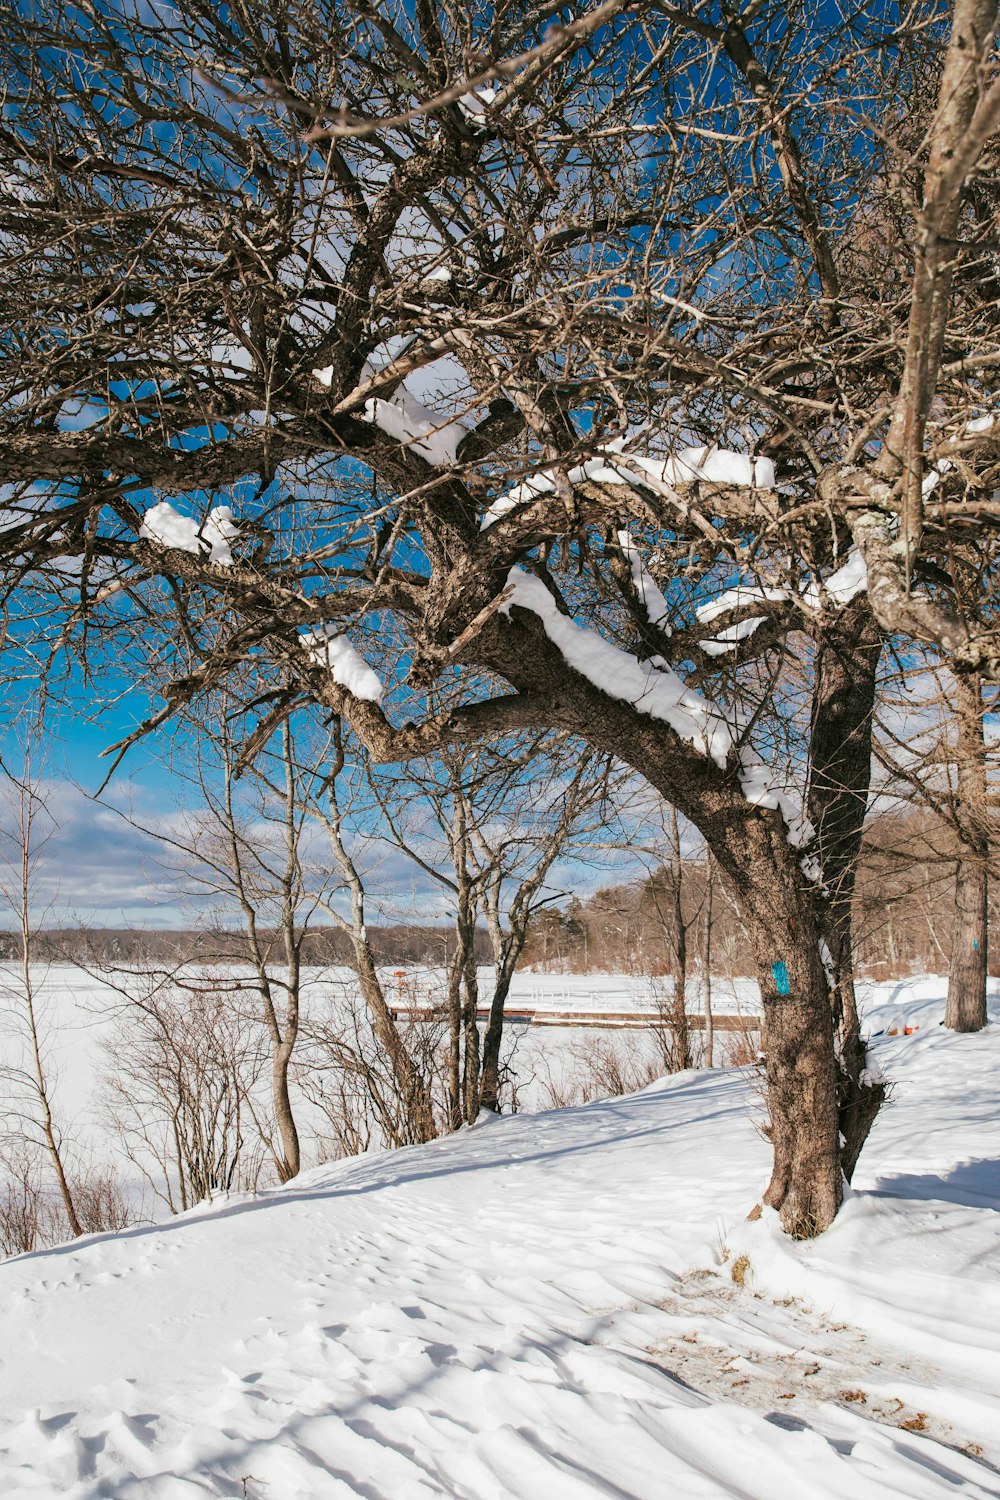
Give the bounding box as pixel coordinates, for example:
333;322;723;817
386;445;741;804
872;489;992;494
312;358;469;467
696;585;788;627
799;549;868;611
362;387;469;467
699;616;768;656
458;85;498;130
139;502;240;565
739;755;820;882
500;568;821;864
481;443;774;530
500;568;732;766
695;549;869;642
301;625;384;702
616;530;671;630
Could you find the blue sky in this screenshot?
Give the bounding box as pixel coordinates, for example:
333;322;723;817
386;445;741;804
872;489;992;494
2;674;639;928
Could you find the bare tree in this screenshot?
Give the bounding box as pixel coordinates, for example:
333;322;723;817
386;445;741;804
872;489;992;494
298;979;447;1157
307;722;440;1145
176;710;315;1181
0;760;84;1237
103;975;268;1214
626;807;708;1072
369;727;621;1119
7;0;1000;1233
0;1144;53;1257
103;696;326;1182
871;663;995;1029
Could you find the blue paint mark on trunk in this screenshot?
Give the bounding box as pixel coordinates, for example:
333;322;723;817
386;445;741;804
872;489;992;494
772;960;791;996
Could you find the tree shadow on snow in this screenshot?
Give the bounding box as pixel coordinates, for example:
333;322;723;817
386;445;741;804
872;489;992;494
873;1156;1000;1212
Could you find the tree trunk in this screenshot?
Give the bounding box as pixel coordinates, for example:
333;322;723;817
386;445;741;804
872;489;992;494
946;673;989;1032
478;884;512;1113
739;864;843;1238
355;948;437;1143
445;948;463;1131
671;855;692;1069
477;604;876;1235
946;853;988;1030
479;965;513;1112
325;733;437;1145
460;950;481;1122
807;601;886;1180
271;1043;301;1182
703;857;715;1069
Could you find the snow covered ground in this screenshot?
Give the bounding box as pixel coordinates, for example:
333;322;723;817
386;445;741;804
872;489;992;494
0;982;998;1497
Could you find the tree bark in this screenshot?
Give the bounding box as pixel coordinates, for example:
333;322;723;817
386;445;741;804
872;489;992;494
807;601;886;1181
736;855;843;1238
947;852;988;1030
669;816;693;1069
461;953;481;1122
271;1043;301;1182
478;969;512;1112
946;673;989;1032
478;877;511;1113
445;946;464;1132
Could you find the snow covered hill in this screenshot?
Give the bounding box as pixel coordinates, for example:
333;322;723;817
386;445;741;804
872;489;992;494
0;987;998;1499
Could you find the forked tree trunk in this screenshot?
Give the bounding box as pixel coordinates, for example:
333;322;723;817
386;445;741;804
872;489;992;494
325;731;437;1144
484;602;881;1236
946;673;989;1033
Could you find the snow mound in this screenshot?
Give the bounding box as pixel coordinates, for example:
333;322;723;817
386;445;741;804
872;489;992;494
0;984;998;1497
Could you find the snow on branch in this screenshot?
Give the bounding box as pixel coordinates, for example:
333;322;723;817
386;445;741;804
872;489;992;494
362;388;469;467
480;442;775;529
502;567;819;868
801;550;868;610
696;584;788;627
139;502;240;565
458;86;498;131
699;616;768;656
740;757;817;864
301;625;384;702
314;356;470;467
694;550;869;654
501;567;733;765
616;529;671;631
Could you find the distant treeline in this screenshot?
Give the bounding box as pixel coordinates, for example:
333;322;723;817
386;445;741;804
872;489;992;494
2;814;995;977
0;924;495;968
516;813;1000;978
